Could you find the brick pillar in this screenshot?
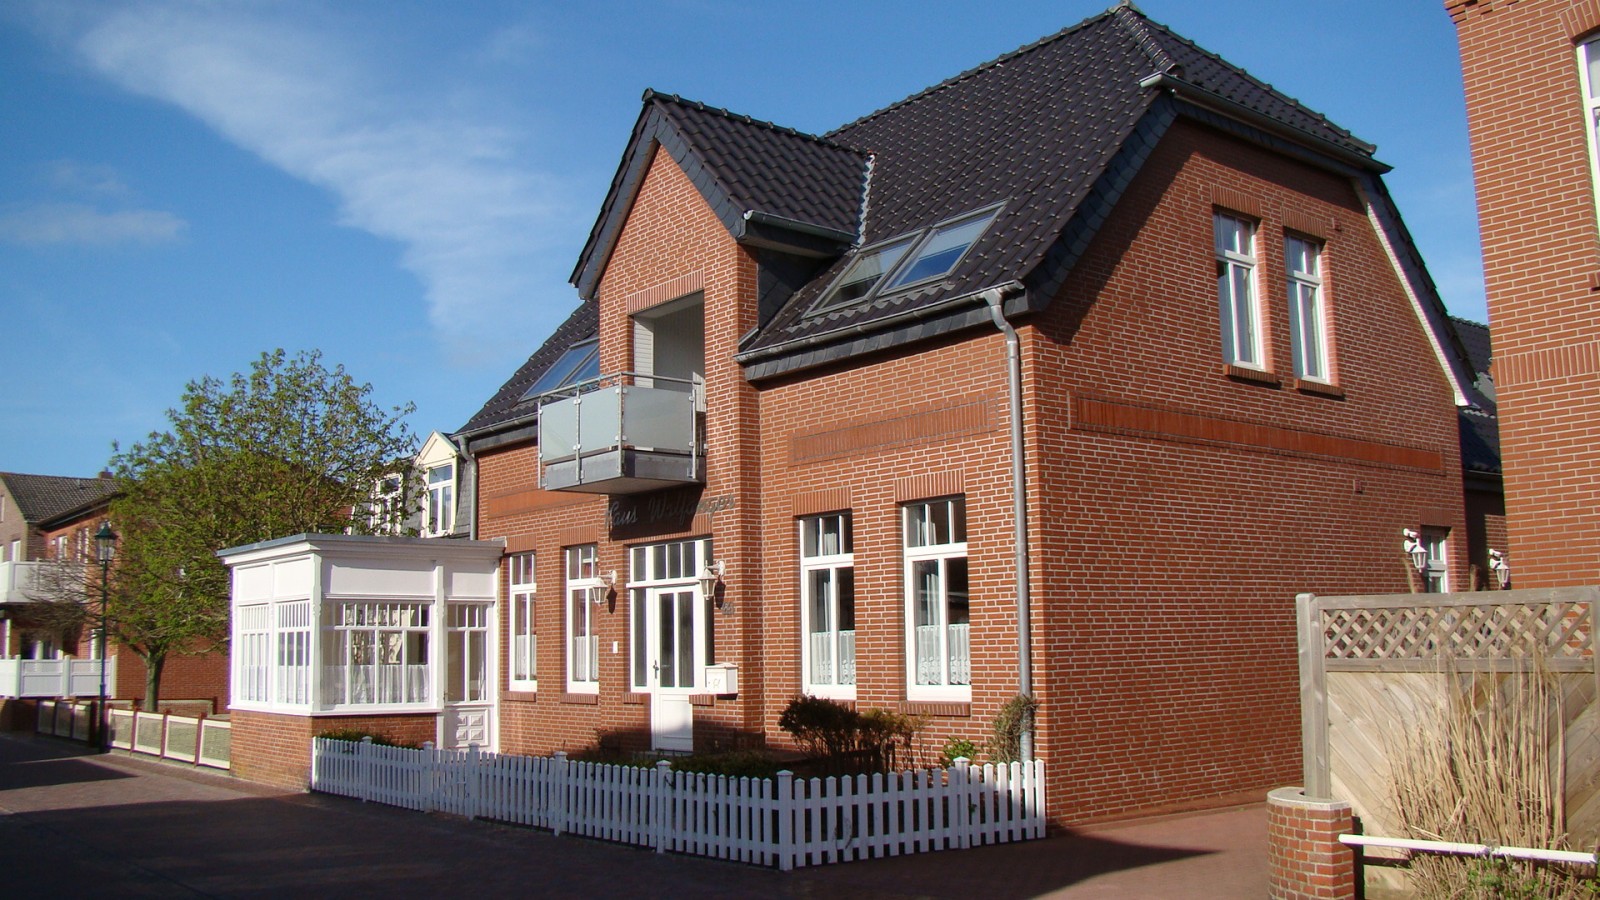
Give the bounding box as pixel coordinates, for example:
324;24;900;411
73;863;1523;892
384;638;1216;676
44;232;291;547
1267;787;1356;900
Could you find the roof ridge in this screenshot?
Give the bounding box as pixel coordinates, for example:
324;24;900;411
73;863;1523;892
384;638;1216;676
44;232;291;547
1127;9;1367;151
642;89;863;156
1450;314;1489;329
823;5;1121;140
1109;3;1180;76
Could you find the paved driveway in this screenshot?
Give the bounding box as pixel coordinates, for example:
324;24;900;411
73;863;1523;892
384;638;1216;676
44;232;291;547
0;734;1266;898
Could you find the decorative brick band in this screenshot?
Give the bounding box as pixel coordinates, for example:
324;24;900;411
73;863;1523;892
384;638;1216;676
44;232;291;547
791;396;998;464
1267;787;1355;900
1073;395;1443;472
1564;0;1600;41
1283;207;1334;239
1211;186;1263;218
894;470;967;503
899;701;971;717
623;271;704;314
559;525;601;547
790;487;853;516
1495;338;1600;386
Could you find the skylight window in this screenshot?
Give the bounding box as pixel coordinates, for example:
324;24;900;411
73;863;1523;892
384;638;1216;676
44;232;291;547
521;339;599;401
883;211;996;292
812;237;915;312
807;204;1001;316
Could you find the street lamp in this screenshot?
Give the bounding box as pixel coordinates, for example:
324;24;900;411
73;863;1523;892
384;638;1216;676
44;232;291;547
94;521;116;752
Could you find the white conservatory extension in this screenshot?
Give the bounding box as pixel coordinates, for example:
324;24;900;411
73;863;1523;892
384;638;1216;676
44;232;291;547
219;533;504;749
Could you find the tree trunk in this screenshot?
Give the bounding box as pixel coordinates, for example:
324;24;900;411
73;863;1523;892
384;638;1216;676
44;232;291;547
143;654;165;713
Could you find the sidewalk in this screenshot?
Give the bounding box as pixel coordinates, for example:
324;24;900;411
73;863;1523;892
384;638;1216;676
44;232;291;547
0;733;1266;898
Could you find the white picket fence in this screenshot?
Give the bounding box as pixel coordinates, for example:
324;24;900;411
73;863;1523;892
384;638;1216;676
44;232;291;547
311;737;1046;869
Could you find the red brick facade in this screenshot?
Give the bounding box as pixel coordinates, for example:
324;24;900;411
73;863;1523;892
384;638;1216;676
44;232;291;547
475;117;1466;825
233;709;438;790
1449;0;1600;587
1267;787;1357;900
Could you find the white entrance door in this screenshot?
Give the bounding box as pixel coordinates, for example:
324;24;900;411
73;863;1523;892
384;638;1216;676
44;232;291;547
442;602;494;750
644;586;698;752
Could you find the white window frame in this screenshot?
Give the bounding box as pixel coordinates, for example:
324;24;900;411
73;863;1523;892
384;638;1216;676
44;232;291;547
508;552;537;691
321;600;433;709
424;463;455;537
1285;234;1330;382
627;537;712;692
236;604;272;705
1422;529;1450;594
903;497;971;702
800;514;855;699
1579;38;1600;232
1215;212;1264;369
445;602;491;704
565;545;603;693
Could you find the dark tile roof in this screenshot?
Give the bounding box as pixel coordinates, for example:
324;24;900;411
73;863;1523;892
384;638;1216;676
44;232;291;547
735;3;1385;364
456;301;598;435
1449;317;1500;477
1;473;116;523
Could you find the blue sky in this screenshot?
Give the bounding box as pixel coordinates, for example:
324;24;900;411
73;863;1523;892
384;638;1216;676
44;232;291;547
0;1;1482;478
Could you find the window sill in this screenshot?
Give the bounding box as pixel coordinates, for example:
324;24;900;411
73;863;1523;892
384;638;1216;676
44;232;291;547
1222;364;1283;387
561;692;599;705
1294;378;1345;398
501;689;538;702
899;700;971;717
622;692;647;705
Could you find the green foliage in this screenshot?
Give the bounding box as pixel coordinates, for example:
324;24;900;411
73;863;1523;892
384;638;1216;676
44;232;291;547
670;750;784;779
990;694;1038;764
109;349;416;706
316;728;421;749
777;695;925;775
939;736;984;767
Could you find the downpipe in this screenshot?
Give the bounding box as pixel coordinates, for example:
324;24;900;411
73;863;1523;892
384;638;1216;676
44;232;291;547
982;288;1035;761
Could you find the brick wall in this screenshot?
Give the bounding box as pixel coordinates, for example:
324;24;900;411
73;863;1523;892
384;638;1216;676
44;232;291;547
232;709;438;790
1450;0;1600;587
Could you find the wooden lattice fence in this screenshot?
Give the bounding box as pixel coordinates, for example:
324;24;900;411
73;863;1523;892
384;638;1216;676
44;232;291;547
1297;587;1600;879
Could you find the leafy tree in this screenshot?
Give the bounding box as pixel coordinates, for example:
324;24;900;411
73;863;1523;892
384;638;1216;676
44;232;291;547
109;349;417;707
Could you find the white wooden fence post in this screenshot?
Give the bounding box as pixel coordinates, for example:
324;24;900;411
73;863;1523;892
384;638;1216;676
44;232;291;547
653;760;672;854
359;737;374;803
953;757;971;849
423;741;439;813
776;770;794;871
552;751;568;836
466;744;480;820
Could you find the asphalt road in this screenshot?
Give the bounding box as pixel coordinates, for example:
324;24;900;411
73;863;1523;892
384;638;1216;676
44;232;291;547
0;733;1268;898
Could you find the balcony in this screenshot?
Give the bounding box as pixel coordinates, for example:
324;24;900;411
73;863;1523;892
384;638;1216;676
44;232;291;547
536;372;704;495
0;560;84;605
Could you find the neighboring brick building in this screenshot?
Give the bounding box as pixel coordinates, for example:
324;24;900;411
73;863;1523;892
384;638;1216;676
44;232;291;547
1449;0;1600;588
225;4;1486;823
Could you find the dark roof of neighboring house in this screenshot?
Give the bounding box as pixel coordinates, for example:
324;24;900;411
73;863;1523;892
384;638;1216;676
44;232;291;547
1;473;116;524
457;301;598;436
1450;317;1500;477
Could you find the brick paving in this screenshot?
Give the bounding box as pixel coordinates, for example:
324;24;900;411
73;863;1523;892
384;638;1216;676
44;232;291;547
0;733;1267;898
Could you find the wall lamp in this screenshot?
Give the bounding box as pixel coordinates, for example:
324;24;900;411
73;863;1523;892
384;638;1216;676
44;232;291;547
591;571;617;604
1401;528;1428;575
1488;549;1511;589
698;560;726;607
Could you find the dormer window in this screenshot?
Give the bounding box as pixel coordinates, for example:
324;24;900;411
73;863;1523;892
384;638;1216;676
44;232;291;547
521;339;599;401
809;205;1001;315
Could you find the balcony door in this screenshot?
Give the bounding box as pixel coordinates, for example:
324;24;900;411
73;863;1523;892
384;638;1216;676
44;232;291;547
442;601;494;750
633;292;704;403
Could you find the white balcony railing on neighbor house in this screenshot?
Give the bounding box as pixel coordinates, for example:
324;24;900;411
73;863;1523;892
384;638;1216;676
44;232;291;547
536;372;703;494
0;560;87;604
0;656;115;699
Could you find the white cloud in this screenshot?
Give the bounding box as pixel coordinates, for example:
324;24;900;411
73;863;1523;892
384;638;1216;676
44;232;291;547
0;202;185;246
48;160;131;198
50;1;570;357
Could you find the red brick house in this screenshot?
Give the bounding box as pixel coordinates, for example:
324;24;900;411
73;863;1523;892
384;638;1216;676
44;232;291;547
225;4;1486;823
1448;0;1600;589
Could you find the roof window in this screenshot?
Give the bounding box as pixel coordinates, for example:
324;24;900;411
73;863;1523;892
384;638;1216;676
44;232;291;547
521;339;599;401
808;205;1000;315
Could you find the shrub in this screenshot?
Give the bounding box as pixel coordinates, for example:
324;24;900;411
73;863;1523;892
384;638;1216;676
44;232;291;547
990;694;1037;764
777;696;925;775
316;728;420;749
940;736;984;767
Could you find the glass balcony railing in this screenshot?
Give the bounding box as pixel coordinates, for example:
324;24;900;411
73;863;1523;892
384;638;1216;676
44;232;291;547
535;372;704;494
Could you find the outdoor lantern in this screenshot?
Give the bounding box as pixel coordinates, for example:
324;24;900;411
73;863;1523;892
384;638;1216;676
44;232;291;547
95;522;117;565
1402;528;1428;574
590;571;617;604
698;559;725;601
1489;549;1511;589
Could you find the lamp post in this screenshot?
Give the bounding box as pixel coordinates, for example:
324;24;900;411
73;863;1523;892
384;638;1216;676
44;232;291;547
94;521;116;752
